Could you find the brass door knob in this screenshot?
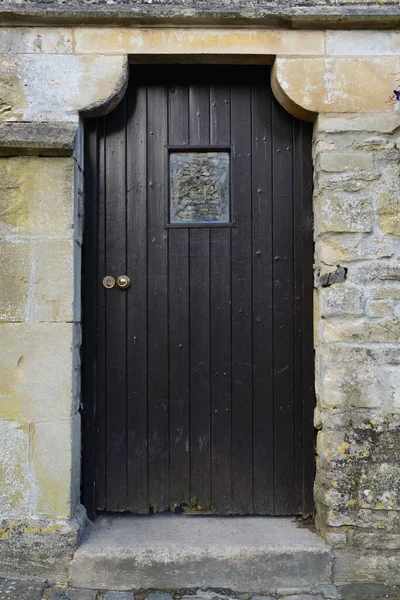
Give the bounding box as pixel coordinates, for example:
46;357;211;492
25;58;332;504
117;275;130;289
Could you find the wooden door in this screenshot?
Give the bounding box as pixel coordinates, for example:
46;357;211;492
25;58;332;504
83;65;314;518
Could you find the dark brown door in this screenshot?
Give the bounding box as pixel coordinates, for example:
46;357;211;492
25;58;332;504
83;65;314;518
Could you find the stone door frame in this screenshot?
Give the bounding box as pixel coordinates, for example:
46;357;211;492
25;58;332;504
0;23;399;583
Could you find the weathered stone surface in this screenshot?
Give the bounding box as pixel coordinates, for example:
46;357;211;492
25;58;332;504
33;414;81;519
0;577;46;600
0;323;76;423
326;31;400;56
74;27;324;56
0;54;128;122
33;240;75;323
378;193;400;236
317;191;374;233
49;587;97;600
0;157;74;238
365;299;393;318
0;0;398;28
105;592;134;600
0;420;34;517
274;57;399;115
281;596;323;600
0;27;73;54
0;240;30;322
70;515;332;591
322;318;400;343
337;583;400;600
0;122;77;156
0;506;86;582
316;345;377;409
146;594;172;600
320;286;364;317
320;152;374;173
317;114;400;135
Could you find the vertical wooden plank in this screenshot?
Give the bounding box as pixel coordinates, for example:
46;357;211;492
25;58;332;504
272;97;295;515
210;79;232;514
300;122;315;516
95;116;107;511
188;77;212;509
168;79;191;508
104;97;128;511
251;77;274;514
293;117;304;515
126;73;149;513
147;76;170;513
230;79;253;514
82;117;98;520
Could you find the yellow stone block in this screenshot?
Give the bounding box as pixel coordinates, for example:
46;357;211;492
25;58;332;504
33;239;75;323
33;414;80;519
0;157;74;238
0;323;75;422
0;240;30;322
74;27;325;57
274;56;399;115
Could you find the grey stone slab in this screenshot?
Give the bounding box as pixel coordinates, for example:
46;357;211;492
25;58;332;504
317;585;342;600
281;596;324;600
0;0;398;28
251;596;275;600
69;514;332;592
49;588;97;600
146;595;172;600
105;593;134;600
0;578;46;600
338;584;400;600
0;123;77;156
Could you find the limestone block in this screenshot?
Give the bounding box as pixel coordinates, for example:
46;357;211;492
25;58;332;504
32;413;80;519
320;286;364;317
0;27;73;54
0;54;128;122
74;27;325;56
32;239;74;323
358;463;400;510
349;260;400;283
322;318;400;343
377;193;400;236
0;323;75;422
316;234;365;265
316;345;377;409
319;152;374;173
368;285;400;301
317;191;374;233
0;240;30;322
0;157;74;239
274;57;399;115
326;31;400;56
0;420;36;517
365;299;393;318
317;114;400;135
316;234;400;266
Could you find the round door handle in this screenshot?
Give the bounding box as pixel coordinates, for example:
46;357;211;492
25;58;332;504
117;275;130;289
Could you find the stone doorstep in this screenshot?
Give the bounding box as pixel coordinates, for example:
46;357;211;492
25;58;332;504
69;515;333;593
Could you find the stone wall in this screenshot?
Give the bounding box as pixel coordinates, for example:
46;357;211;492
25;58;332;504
314;114;400;582
0;16;399;583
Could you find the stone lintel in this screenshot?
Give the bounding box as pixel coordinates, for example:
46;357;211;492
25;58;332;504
0;122;78;156
0;2;399;29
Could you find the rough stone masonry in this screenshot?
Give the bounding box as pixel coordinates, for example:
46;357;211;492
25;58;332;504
0;0;399;587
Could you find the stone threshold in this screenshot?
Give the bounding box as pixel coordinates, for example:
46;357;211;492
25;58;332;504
69;515;333;592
